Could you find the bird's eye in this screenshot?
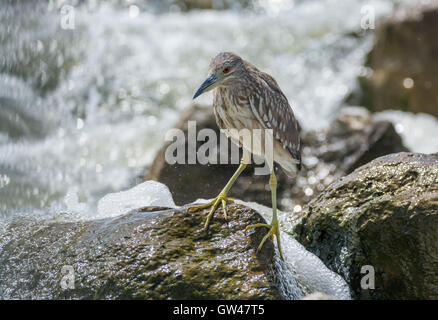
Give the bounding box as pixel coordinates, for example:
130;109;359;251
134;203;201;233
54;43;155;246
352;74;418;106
223;67;230;74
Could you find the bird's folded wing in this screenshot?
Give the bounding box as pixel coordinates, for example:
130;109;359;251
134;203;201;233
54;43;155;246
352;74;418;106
248;72;301;164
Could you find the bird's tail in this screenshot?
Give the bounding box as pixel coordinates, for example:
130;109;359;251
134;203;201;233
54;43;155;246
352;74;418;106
279;159;301;179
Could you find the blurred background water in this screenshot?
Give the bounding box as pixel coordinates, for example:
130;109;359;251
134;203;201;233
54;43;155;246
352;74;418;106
1;0;437;222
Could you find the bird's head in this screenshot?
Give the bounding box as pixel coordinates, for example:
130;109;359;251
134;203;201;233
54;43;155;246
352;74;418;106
193;52;245;99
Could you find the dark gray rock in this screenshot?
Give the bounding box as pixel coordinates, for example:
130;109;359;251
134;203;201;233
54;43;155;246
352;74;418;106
290;152;438;299
354;3;438;118
0;204;281;299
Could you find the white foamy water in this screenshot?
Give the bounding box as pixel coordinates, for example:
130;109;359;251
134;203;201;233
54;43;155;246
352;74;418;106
375;111;438;154
235;200;351;299
97;180;176;218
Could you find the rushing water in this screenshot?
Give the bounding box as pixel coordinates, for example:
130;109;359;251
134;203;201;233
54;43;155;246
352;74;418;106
1;0;438;299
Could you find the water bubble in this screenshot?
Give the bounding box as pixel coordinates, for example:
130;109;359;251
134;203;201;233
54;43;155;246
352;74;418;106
129;5;140;19
36;40;44;52
0;175;11;188
159;82;170;95
308;176;317;185
304;156;318;167
317;167;329;179
76;118;84;130
395;123;404;134
304;187;314;196
403;77;414;89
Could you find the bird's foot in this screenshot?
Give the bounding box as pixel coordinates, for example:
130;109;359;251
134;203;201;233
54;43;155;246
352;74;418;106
246;219;283;260
188;192;234;230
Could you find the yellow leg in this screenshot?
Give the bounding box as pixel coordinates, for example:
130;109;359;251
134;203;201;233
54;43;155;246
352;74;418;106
189;150;250;230
246;170;283;260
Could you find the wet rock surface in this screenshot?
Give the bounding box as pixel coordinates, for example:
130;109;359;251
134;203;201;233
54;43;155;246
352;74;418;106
290;152;438;299
145;104;407;211
0;204;281;299
355;3;438;118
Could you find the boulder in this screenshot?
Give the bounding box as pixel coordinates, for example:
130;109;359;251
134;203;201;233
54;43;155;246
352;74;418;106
145;104;408;211
290;152;438;299
356;3;438;118
0;204;281;299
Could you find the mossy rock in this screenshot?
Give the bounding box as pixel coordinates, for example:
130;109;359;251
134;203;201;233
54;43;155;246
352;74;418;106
0;204;281;299
291;152;438;299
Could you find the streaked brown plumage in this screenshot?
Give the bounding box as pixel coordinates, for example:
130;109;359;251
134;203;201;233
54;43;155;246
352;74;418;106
191;52;301;260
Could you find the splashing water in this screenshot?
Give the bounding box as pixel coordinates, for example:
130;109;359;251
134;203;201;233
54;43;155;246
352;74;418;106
235;200;351;299
97;180;176;218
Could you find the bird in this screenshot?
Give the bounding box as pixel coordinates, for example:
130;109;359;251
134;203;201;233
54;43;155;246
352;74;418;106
190;52;301;259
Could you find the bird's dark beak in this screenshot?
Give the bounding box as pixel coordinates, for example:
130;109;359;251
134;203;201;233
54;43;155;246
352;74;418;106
193;74;218;99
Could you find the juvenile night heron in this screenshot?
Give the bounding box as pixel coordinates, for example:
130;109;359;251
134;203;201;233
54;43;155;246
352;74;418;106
190;52;301;259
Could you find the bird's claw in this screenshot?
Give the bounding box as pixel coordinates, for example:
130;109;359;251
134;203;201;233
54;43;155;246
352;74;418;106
188;193;234;230
246;220;283;260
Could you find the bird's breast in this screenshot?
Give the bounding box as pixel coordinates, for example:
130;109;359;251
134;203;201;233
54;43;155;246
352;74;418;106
213;88;256;132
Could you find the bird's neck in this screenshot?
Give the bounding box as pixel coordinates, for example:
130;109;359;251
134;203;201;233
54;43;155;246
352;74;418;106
217;77;251;95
